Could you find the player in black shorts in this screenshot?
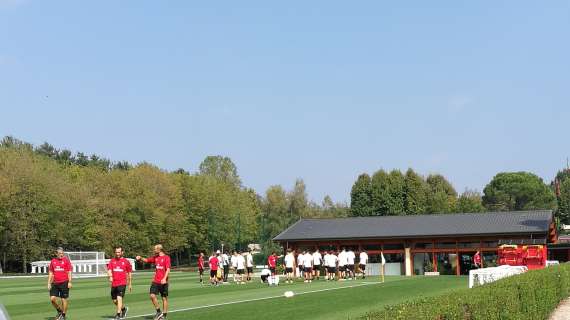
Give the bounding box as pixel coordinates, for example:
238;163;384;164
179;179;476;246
359;264;366;279
347;264;355;280
48;248;72;320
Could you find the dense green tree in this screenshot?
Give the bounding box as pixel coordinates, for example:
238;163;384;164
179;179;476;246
554;169;570;225
289;179;308;220
198;155;241;187
0;138;263;272
386;170;406;215
350;174;373;216
426;174;457;213
318;195;349;218
482;172;557;212
0;148;62;272
260;185;290;245
404;169;428;215
557;179;570;225
456;189;485;213
370;170;390;215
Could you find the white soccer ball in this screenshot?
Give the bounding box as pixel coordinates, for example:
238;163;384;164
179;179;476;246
284;291;295;298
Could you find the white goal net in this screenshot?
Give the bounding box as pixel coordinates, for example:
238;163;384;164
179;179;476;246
31;251;135;278
468;265;527;288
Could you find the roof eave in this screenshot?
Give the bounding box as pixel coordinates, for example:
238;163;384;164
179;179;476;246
273;231;550;242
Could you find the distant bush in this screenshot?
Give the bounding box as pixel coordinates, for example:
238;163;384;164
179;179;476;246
362;263;570;320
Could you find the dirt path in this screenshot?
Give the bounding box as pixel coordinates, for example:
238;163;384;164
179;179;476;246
550;297;570;320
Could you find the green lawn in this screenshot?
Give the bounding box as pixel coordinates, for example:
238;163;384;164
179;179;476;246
0;272;467;320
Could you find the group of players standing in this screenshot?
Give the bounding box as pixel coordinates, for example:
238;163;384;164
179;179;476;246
195;247;369;286
197;249;256;285
283;248;369;283
47;244;170;320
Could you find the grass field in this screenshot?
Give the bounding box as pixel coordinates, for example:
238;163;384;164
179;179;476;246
0;272;467;320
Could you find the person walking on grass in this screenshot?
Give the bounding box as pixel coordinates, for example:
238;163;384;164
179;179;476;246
222;250;231;283
303;250;313;283
346;248;356;280
136;244;171;320
359;251;368;279
284;249;296;284
197;252;205;284
208;251;220;286
48;247;72;320
329;250;338;281
330;251;339;281
323;251;330;280
338;248;347;280
230;250;238;283
235;250;246;284
245;250;254;282
312;249;323;280
297;250;305;279
267;252;283;285
107;247;132;320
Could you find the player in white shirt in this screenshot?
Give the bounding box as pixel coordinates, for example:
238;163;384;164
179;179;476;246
244;250;254;282
297;251;305;279
303;251;313;283
346;249;356;280
312;249;323;280
235;251;246;284
323;251;330;280
283;249;296;284
359;251;369;279
338;248;348;280
218;251;226;282
229;251;238;283
328;251;338;281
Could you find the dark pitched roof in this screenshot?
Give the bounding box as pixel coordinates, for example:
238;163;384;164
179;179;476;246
273;210;553;241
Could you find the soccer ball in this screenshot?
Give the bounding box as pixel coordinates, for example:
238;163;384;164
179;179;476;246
284;291;295;298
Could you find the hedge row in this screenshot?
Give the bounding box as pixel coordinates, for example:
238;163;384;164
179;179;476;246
362;263;570;320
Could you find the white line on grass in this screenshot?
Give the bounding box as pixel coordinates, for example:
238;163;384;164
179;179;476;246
125;281;382;319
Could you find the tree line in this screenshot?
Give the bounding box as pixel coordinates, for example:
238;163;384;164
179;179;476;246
1;135;568;273
0;136;347;273
349;168;568;225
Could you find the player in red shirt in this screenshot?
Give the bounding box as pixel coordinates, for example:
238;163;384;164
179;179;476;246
136;244;171;320
268;252;278;276
48;247;72;320
107;247;133;320
197;252;205;284
474;251;482;268
208;252;220;285
267;252;283;285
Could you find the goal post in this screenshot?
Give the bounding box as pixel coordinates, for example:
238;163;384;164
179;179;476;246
31;251;135;277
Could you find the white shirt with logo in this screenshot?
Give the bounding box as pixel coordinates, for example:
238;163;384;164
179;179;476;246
360;252;369;265
284;254;295;268
220;253;229;267
338;251;347;267
329;254;338;267
236;255;246;270
312;252;322;265
303;253;313;268
347;251;356;265
323;254;330;267
245;253;254;268
297;254;304;266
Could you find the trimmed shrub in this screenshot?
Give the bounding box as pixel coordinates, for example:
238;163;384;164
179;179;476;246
362;263;570;320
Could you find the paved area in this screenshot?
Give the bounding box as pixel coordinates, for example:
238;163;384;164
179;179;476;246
550;297;570;320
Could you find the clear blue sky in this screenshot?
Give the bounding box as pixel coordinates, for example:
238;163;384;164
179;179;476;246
1;1;569;203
